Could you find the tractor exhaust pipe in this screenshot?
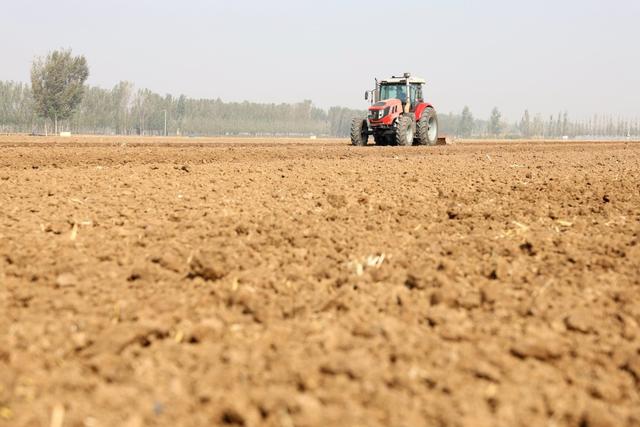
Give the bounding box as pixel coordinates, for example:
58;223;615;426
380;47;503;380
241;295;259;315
404;72;411;113
375;78;379;103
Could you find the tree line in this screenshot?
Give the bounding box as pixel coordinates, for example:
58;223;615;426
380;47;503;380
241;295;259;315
0;49;367;137
2;49;639;138
0;79;368;137
445;106;640;139
3;79;639;139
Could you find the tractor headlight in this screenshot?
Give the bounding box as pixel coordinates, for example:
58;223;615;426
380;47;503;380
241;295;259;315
369;108;390;120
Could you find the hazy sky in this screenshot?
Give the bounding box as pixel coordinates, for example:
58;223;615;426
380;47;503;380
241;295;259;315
2;0;639;120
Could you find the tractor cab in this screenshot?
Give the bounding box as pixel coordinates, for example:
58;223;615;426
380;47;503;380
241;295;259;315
378;77;426;113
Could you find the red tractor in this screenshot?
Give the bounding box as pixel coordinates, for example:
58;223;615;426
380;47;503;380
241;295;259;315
351;73;439;146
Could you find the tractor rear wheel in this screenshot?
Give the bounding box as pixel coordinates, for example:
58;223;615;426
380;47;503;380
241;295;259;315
350;118;369;146
395;114;415;146
416;107;438;146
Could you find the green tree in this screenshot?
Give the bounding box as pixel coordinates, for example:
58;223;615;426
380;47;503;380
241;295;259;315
176;94;187;135
0;81;35;132
458;106;474;137
532;114;543;138
30;49;89;134
519;110;531;138
112;81;133;135
488;107;502;136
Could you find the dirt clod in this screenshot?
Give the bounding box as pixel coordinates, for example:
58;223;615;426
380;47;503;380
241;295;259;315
54;273;77;288
326;193;347;208
565;309;595;334
511;335;566;361
188;250;232;281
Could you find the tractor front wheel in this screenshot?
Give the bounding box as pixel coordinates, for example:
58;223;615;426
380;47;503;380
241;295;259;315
416;107;438;146
350;118;369;146
395;115;415;146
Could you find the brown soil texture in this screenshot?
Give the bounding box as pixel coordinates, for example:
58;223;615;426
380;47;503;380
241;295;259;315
1;136;639;427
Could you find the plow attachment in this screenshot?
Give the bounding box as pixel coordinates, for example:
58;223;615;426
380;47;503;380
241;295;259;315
437;135;455;145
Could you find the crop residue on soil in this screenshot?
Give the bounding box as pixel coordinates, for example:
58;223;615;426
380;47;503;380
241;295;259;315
1;137;639;426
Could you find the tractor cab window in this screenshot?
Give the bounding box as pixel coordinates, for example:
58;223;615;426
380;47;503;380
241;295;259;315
413;84;423;102
379;84;407;102
409;85;418;107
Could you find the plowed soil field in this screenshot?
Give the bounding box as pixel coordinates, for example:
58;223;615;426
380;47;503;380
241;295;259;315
1;136;639;427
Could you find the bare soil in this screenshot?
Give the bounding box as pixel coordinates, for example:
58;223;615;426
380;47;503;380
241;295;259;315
1;136;639;427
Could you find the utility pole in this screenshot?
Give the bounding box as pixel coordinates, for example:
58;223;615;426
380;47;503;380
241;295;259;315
163;110;167;136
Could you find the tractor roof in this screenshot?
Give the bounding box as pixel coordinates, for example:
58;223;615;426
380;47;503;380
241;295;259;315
380;75;426;85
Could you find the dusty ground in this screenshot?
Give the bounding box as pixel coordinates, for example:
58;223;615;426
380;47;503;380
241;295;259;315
1;136;639;427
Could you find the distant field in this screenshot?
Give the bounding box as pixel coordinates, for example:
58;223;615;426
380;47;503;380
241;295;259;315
1;137;639;426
